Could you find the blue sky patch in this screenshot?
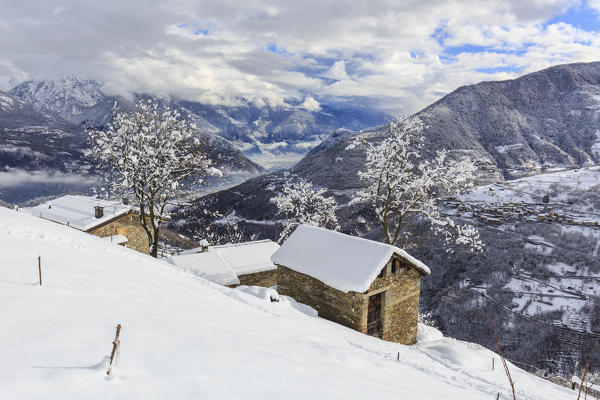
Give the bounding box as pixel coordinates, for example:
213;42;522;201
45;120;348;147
175;22;212;36
444;44;529;56
264;43;293;56
432;21;450;46
193;28;209;36
476;65;525;74
543;1;600;31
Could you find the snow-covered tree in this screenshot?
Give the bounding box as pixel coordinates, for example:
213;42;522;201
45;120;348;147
88;99;220;257
193;209;248;246
347;116;483;252
270;175;339;242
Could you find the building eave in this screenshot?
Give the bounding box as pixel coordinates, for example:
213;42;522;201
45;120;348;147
85;210;138;232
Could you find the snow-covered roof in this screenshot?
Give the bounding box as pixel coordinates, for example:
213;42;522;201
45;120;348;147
101;234;129;245
271;225;430;293
211;240;279;275
26;195;133;231
180;240;279;276
167;252;240;286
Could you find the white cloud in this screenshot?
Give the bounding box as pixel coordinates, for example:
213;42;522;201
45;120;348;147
589;0;600;11
299;96;321;111
327;61;350;80
0;0;597;113
0;169;95;187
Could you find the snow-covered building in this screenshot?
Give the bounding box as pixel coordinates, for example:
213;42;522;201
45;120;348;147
168;240;280;287
26;195;149;253
272;225;430;345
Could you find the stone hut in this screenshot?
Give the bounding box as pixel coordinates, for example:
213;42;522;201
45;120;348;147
168;240;279;287
272;225;430;345
27;195;149;254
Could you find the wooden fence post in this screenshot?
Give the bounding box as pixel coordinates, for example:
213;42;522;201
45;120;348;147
38;256;42;286
106;324;122;375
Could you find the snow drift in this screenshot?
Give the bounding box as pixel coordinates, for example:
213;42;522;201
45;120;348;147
0;207;574;399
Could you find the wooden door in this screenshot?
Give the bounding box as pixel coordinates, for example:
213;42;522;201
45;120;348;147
367;292;383;338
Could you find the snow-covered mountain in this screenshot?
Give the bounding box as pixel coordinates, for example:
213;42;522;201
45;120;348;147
9;76;392;170
9;75;106;122
0;90;87;170
0;205;577;399
0;86;263;203
178;99;391;169
0;91;93;203
417;61;600;178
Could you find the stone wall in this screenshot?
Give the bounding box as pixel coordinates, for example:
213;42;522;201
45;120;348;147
277;266;367;332
237;269;277;287
368;263;421;345
277;256;422;345
89;213;149;254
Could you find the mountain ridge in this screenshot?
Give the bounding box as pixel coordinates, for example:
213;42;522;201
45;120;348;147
9;76;392;169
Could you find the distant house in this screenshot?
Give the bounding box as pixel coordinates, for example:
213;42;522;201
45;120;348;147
272;225;430;345
167;240;280;287
27;195;149;254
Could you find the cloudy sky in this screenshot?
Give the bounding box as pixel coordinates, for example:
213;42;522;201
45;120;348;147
1;0;599;113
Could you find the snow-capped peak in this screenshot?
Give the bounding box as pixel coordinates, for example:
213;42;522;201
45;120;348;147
8;75;106;121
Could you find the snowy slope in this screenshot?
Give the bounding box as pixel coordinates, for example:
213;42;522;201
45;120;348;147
0;207;574;399
460;166;600;205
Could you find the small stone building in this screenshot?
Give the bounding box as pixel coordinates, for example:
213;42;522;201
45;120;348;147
272;225;430;345
27;195;149;254
168;240;279;287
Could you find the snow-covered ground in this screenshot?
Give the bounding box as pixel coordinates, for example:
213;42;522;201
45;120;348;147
461;166;600;205
0;207;575;399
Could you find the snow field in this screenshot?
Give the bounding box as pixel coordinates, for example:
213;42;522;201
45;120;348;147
462;166;600;205
0;207;574;399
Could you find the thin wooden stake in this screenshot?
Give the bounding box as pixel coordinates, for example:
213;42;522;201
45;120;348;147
106;324;122;375
486;304;516;400
397;352;400;361
577;340;598;400
492;357;495;370
38;256;42;286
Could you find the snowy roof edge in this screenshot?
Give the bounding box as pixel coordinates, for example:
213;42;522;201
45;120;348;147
182;239;278;255
25;195;135;231
167;253;240;286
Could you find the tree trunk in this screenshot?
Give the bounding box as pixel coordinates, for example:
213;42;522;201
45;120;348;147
150;226;160;258
150;241;159;258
